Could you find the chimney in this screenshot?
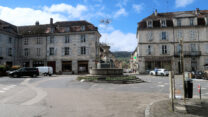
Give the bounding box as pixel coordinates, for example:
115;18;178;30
154;9;158;16
50;18;53;25
35;21;39;26
195;8;200;15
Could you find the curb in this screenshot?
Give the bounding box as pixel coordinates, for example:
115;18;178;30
145;99;167;117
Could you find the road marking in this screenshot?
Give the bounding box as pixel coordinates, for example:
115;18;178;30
2;88;9;91
0;90;5;93
158;85;165;87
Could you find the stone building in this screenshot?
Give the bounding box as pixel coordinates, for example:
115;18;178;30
137;9;208;74
130;48;139;73
0;18;101;74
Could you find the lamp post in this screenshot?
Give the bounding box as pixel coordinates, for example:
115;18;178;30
180;39;186;104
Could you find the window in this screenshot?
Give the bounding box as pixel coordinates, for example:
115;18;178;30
177;44;181;54
81;46;86;55
162;32;167;40
64;47;70;55
50;36;54;44
37;37;41;44
81;25;85;31
49;47;54;56
190;44;196;52
65;35;70;43
190;30;196;40
147;45;151;55
162;45;167;54
24;48;29;57
147;21;153;28
190;18;194;26
177;31;182;40
147;32;153;41
81;35;86;42
24;38;28;45
8;37;12;44
8;48;12;56
177;19;181;26
161;20;166;27
37;48;40;56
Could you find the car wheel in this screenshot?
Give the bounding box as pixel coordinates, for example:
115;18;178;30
32;74;37;78
13;74;18;78
161;73;164;76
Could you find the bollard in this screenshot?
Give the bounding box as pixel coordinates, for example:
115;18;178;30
198;84;201;100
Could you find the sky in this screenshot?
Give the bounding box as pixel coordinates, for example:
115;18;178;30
0;0;207;52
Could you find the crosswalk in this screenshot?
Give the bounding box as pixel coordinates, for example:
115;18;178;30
0;85;16;93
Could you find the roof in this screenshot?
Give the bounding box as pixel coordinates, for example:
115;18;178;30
0;19;17;34
18;20;98;35
138;9;208;30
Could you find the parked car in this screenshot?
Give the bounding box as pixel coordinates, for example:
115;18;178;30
8;67;39;78
149;69;169;76
192;71;205;79
36;66;53;76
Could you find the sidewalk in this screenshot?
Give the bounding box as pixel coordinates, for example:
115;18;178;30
149;99;208;117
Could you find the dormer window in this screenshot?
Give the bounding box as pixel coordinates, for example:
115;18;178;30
161;20;166;27
147;21;153;28
81;25;85;31
190;18;194;26
177;19;181;26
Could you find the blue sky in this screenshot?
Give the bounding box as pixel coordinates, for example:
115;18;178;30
0;0;207;51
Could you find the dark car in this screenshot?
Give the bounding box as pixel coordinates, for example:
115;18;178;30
8;67;39;78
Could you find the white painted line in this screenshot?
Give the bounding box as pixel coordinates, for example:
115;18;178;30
0;90;5;93
158;85;165;87
2;88;9;91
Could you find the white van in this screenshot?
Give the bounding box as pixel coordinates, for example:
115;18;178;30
36;66;53;76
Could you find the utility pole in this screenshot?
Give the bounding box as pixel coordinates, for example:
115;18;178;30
180;39;186;104
169;71;174;111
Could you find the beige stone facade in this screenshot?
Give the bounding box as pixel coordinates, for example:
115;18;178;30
0;19;101;74
137;9;208;74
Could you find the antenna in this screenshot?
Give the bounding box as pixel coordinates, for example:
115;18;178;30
99;18;112;45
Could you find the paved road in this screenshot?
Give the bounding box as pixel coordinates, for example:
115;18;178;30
0;75;207;117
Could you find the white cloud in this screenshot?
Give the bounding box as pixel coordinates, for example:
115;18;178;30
114;8;128;18
132;4;143;13
101;30;136;52
43;3;87;18
175;0;194;8
0;3;88;26
99;24;114;32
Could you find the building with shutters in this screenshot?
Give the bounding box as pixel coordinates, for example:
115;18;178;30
137;8;208;74
0;18;101;74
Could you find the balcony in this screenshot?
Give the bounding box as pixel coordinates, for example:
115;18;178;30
174;51;201;57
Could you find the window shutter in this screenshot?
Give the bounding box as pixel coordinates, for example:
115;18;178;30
28;48;30;56
47;48;50;56
62;48;65;56
55;48;57;56
206;44;208;54
86;47;89;55
11;48;14;57
78;47;81;56
146;46;149;55
6;48;8;56
166;32;169;40
151;45;154;55
160;45;162;55
167;45;170;55
0;48;2;56
159;32;162;40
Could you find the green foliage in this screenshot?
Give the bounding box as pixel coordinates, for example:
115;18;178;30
112;51;132;69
